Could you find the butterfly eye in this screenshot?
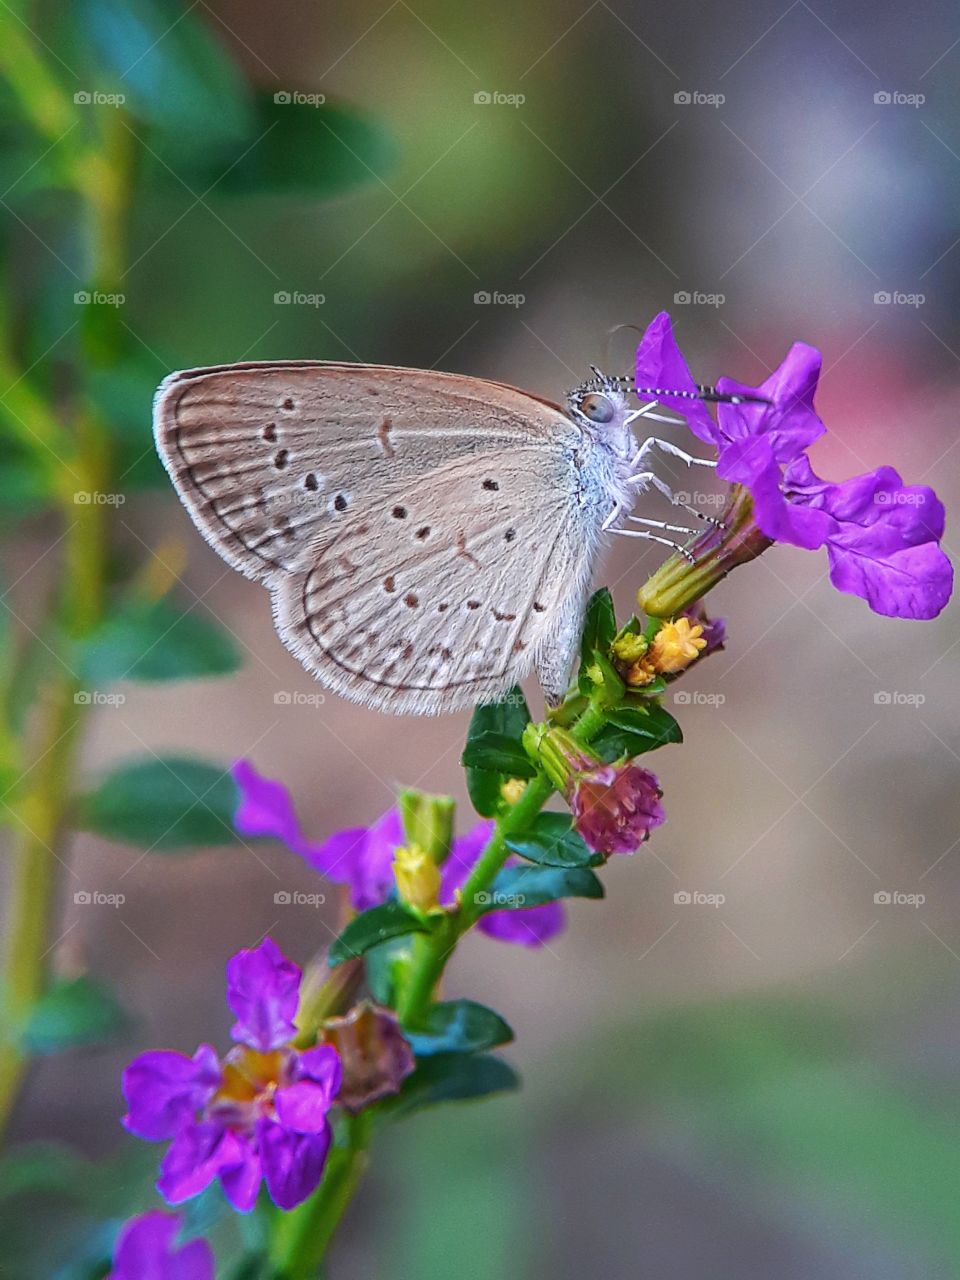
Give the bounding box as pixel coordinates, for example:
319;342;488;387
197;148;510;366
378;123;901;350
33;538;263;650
579;393;615;424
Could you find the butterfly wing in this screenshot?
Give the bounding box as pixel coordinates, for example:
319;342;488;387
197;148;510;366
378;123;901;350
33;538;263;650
154;361;604;713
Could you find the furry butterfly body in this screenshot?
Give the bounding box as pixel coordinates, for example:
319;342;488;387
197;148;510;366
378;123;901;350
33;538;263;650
153;361;641;714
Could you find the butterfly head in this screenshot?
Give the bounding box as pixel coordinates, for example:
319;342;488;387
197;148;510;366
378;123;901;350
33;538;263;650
567;368;636;455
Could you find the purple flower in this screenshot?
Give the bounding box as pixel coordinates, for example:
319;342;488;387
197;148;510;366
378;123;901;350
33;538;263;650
123;938;341;1213
231;762;565;949
635;313;953;619
569;762;665;855
107;1211;213;1280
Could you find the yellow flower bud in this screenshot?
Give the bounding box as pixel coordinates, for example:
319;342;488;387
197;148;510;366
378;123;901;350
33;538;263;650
500;777;527;806
392;843;441;915
647;617;707;674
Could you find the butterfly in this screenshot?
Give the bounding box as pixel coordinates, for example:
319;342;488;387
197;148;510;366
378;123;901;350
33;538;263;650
153;360;746;714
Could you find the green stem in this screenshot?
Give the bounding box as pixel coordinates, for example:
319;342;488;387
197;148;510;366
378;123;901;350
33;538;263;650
268;1110;374;1279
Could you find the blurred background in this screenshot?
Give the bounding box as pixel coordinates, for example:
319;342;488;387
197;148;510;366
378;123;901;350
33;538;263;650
1;0;959;1275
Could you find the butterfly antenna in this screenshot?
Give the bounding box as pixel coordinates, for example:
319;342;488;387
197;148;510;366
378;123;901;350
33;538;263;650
611;374;770;407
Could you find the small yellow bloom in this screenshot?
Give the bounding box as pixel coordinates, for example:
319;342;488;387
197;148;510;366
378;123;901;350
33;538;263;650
392;843;441;915
623;658;657;687
500;777;526;806
648;617;707;674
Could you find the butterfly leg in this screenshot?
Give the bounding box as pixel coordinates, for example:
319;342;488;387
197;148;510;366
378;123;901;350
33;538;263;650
609;525;696;562
628;438;724;528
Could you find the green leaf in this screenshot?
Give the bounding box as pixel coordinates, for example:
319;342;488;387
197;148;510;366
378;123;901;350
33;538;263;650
592;704;683;761
465;686;532;817
72;0;254;155
210;95;394;199
76;600;241;684
404;1000;513;1057
328;901;429;968
364;933;415;1007
578;588;617;691
461;732;537;779
76;756;240;850
380;1053;519;1120
486;864;604;909
504;811;602;868
22;976;128;1055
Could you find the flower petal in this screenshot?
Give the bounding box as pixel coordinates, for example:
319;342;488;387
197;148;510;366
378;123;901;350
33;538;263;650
218;1140;263;1213
634;311;718;443
257;1116;332;1211
439;819;495;905
716;342;826;462
156;1122;238;1205
108;1210;214;1280
122;1045;220;1141
296;1043;344;1104
718;436;833;550
478;899;566;947
226;937;301;1053
571;763;665;855
275;1044;341;1131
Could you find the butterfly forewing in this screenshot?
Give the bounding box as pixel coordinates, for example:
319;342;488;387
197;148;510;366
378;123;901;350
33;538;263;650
154;361;598;713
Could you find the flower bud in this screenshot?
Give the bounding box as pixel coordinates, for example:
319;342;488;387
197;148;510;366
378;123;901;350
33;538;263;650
527;726;666;855
637;484;772;618
647;617;707;674
321;1001;415;1113
392;843;442;915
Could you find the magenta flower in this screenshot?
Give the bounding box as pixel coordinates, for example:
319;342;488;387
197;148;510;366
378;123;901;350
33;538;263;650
635;313;952;619
108;1211;213;1280
123;938;341;1213
569;762;665;855
232;761;565;948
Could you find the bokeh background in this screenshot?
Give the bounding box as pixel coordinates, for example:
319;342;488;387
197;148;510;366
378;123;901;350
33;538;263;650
1;0;960;1275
